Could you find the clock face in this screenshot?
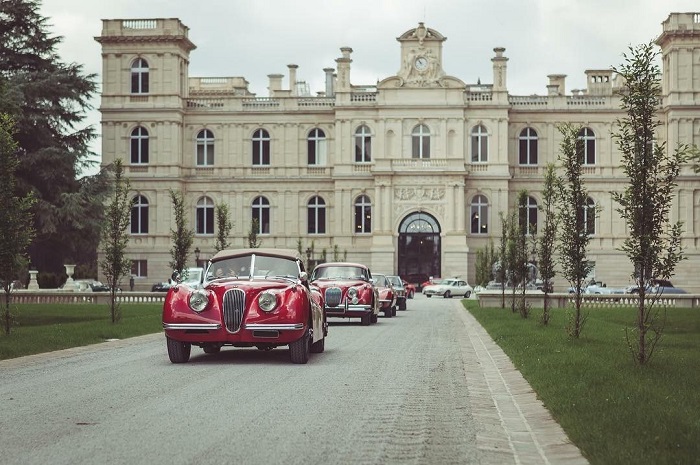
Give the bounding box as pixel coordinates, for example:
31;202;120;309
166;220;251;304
414;57;428;71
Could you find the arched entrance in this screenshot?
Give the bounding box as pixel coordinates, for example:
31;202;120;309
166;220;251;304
397;212;441;286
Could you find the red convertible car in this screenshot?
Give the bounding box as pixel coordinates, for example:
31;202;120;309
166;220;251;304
310;262;380;325
372;273;397;317
162;248;327;364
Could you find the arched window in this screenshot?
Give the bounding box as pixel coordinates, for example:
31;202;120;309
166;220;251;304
578;127;596;165
518;127;538;165
307;196;326;234
130;126;149;164
252;129;270;166
252;196;270;234
130;195;149;234
355;125;372;162
470;195;489;234
411;124;430;159
196;197;215;235
471;124;489;162
354;195;372;233
307;128;327;166
196;129;215;166
580;196;596;236
130;58;149;94
519;196;538;235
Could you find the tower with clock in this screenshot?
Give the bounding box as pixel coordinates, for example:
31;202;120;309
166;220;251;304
396;22;447;86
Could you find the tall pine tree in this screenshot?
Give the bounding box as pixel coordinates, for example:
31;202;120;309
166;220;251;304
0;0;109;277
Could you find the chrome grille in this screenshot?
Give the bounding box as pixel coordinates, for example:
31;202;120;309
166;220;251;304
325;287;342;307
223;289;245;333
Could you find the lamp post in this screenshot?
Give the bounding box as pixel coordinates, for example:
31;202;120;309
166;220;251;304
195;247;201;267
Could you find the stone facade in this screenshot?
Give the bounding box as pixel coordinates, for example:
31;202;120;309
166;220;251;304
95;14;700;292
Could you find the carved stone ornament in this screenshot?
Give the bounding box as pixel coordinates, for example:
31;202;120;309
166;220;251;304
400;47;445;88
394;187;446;201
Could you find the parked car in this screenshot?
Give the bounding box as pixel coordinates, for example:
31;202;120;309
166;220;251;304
402;279;416;299
162;248;327;364
568;281;625;295
310;262;380;325
151;281;172;292
403;273;429;291
387;275;407;310
625;279;687;295
72;280;112;292
372;273;397;317
421;277;442;290
423;278;473;298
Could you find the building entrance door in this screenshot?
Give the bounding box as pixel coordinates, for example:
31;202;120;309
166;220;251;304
397;212;441;287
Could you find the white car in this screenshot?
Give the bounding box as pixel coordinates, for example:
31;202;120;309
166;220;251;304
423;278;473;298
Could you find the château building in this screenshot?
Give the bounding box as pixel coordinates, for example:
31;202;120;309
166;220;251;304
95;13;700;291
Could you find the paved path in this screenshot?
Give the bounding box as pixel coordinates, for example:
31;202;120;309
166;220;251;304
454;298;588;464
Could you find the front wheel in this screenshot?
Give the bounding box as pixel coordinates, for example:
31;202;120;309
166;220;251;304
443;290;452;299
166;336;191;363
384;307;393;318
426;294;432;298
465;291;471;298
289;329;311;364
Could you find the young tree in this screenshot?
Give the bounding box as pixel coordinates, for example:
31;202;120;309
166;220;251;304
496;212;510;308
247;218;262;248
0;113;36;334
99;159;131;323
0;0;110;276
475;241;497;288
611;42;688;365
214;202;233;253
514;190;531;318
557;123;594;338
537;163;560;325
169;189;194;277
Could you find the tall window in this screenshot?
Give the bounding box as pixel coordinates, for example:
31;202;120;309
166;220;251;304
130;260;148;278
519;196;538;235
252;129;270;166
578;127;596;165
471;124;489;162
130;58;149;94
411;124;430;159
354;195;372;233
580;196;596;236
196;197;215;235
307;196;326;234
252;196;270;234
130;126;149;164
355;125;372;162
470;195;489;234
518;127;538;165
196;129;215;166
307;128;327;165
130;195;149;234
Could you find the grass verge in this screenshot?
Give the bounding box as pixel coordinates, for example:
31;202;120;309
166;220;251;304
0;303;163;360
464;299;700;465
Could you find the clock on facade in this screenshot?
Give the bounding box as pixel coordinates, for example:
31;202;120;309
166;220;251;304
414;56;428;71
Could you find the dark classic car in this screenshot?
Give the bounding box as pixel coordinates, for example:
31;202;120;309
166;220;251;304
162;248;327;364
387;275;407;310
372;273;397;317
310;262;380;325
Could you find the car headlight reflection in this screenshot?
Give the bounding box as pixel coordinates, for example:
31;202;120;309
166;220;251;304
188;290;209;312
258;291;278;312
347;287;359;304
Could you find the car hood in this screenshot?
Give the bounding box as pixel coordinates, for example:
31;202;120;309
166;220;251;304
311;278;369;289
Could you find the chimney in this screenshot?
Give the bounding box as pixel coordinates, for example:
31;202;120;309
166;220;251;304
324;67;335;97
547;74;566;96
267;73;283;97
288;64;298;95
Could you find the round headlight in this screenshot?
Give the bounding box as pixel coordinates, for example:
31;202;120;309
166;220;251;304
258;291;278;312
347;287;358;298
188;290;209;312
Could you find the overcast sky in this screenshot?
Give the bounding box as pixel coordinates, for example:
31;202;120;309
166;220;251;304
38;0;699;171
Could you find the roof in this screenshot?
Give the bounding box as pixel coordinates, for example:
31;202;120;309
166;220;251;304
211;248;301;261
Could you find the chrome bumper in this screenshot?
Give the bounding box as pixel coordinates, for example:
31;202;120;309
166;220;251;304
163;323;221;330
245;323;304;331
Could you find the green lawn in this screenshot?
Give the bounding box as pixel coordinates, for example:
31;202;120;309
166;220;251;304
464;299;700;465
0;303;163;360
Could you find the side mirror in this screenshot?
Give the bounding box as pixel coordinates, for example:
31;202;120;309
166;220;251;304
171;270;181;283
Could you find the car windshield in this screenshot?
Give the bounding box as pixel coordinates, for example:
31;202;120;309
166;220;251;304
312;266;367;281
387;276;403;286
208;255;299;280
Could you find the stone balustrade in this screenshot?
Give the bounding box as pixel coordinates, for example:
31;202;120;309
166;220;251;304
476;291;700;309
9;291;166;305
